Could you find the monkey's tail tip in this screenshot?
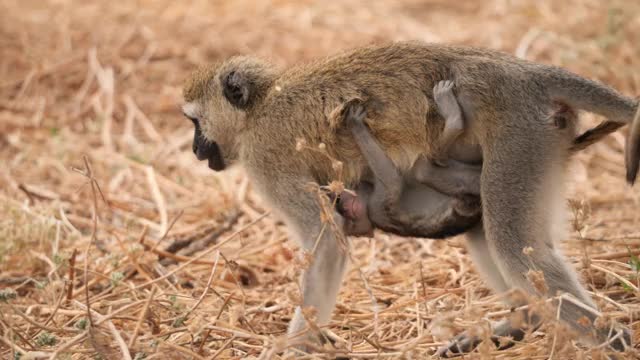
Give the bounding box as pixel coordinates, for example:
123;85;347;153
626;165;638;185
625;143;639;185
625;105;640;186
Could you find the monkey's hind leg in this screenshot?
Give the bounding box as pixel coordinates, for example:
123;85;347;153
439;117;631;357
478;119;630;354
437;225;530;358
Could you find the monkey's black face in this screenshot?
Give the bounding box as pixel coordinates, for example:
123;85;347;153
185;114;226;171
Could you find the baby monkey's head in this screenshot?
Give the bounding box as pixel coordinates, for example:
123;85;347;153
333;183;374;237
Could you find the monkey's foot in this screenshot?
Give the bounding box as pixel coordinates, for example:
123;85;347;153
433;80;463;123
437;326;632;358
288;330;351;359
436;328;526;358
436;333;482;358
602;326;632;353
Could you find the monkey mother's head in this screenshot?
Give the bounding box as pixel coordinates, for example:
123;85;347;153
182;56;277;171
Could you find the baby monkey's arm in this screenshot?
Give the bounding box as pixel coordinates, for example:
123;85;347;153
345;101;403;200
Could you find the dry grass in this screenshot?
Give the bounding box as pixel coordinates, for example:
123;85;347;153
1;0;639;359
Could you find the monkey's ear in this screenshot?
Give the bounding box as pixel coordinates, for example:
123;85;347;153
222;71;251;109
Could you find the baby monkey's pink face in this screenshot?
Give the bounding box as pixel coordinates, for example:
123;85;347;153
336;190;374;237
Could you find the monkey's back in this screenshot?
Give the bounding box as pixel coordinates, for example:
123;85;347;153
249;41;546;184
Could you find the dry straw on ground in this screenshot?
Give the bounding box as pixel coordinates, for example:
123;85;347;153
1;0;639;359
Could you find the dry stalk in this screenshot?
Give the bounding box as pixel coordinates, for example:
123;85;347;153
74;301;133;360
144;165;168;235
128;287;158;349
66;248;77;303
183;251;220;318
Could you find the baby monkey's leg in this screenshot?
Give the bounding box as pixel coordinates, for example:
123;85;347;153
413;159;481;197
433;80;465;166
415;80;481;197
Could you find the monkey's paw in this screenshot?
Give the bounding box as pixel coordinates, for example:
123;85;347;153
604;326;632;352
453;195;482;218
343;99;367;128
433;80;462;120
433;80;455;96
436;332;520;358
436;333;482;358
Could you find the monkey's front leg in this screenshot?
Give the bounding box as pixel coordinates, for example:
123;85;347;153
260;174;349;351
288;215;348;342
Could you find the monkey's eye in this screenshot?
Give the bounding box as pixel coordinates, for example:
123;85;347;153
183;113;199;126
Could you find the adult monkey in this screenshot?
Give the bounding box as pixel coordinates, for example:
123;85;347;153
182;42;638;355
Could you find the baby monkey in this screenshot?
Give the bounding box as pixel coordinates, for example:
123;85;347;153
336;80;482;238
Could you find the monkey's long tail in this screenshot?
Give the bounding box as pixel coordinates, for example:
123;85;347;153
625;106;640;184
542;66;640;184
543;67;637;123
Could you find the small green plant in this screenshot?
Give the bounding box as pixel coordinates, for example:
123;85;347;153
127;154;145;164
53;253;65;266
168;294;184;312
628;247;640;291
110;271;125;287
108;253;122;268
628;249;640;273
35;332;57;347
149;339;159;351
128;243;144;255
75;318;88;330
0;288;17;302
620;247;640;293
172;316;186;328
35;279;48;289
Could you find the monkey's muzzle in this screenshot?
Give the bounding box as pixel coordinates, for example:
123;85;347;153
194;140;226;171
206;145;226;171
